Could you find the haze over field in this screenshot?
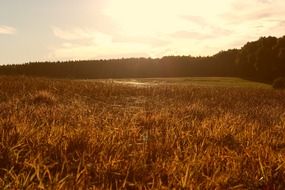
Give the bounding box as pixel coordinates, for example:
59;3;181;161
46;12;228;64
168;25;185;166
1;0;285;64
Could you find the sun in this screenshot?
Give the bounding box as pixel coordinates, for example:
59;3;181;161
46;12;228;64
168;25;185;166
103;0;186;36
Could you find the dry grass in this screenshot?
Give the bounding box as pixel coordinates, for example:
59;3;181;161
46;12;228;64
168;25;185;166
0;76;285;189
30;90;57;105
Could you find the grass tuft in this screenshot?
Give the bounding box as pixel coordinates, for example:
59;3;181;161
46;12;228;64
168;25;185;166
31;90;57;105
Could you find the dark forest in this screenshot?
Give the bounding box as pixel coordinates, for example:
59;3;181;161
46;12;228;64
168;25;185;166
1;36;285;82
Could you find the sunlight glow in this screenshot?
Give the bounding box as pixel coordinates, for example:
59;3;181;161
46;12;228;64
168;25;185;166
103;0;229;36
1;0;285;64
0;25;16;35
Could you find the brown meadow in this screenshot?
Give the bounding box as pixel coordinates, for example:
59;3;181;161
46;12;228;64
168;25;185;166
0;76;285;189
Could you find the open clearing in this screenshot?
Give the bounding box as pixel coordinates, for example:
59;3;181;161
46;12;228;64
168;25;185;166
0;76;284;189
104;77;271;88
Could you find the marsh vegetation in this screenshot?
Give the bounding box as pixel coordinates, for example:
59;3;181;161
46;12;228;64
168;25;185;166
0;76;285;189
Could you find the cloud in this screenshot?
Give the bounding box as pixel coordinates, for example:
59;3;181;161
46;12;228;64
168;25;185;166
180;15;208;26
52;27;95;41
170;31;214;40
219;0;285;41
50;26;155;60
179;15;232;38
52;26;113;46
48;0;285;61
49;41;150;60
112;35;170;47
257;0;274;3
224;0;285;23
0;25;16;35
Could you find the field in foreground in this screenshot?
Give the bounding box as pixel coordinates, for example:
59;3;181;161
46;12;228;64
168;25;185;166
0;76;285;189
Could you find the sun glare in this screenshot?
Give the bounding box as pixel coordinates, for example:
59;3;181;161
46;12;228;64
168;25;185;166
104;0;189;36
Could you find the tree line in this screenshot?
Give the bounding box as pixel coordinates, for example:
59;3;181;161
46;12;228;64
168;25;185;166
0;35;284;82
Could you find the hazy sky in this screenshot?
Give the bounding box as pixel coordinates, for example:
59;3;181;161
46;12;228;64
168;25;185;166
1;0;285;64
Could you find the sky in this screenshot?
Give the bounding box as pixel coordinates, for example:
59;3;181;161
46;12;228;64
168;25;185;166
0;0;285;65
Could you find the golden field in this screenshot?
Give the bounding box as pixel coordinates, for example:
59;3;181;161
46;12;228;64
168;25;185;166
0;76;285;189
